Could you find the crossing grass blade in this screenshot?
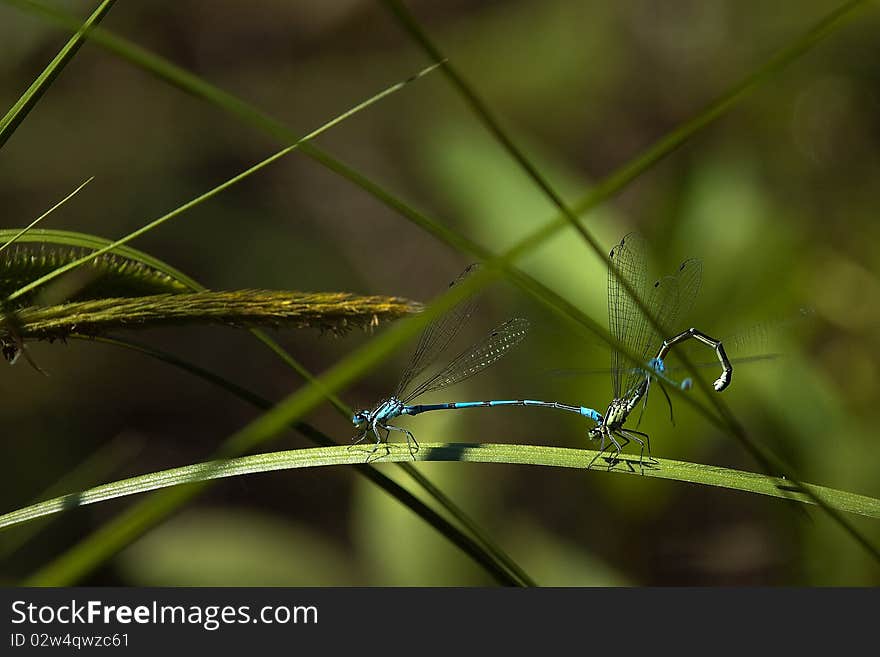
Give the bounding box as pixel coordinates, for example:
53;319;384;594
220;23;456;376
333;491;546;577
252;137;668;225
3;61;443;305
0;178;95;255
0;0;116;149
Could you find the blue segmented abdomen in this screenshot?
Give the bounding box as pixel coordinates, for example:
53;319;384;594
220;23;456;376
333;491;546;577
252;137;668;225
579;407;602;421
451;400;534;408
403;399;601;419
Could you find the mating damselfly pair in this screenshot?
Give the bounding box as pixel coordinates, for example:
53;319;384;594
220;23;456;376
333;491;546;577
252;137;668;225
352;233;733;469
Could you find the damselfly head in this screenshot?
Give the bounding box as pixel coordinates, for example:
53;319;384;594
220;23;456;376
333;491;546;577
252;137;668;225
648;357;666;374
352;410;369;428
588;426;603;441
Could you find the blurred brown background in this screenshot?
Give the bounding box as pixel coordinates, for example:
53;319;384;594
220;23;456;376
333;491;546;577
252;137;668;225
1;0;879;585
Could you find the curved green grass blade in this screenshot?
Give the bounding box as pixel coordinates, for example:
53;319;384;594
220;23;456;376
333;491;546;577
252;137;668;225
8;443;877;542
0;434;144;560
0;228;202;292
0;0;115;149
0;244;194;303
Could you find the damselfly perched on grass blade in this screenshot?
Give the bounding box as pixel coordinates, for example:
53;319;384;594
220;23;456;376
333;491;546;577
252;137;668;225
582;232;733;470
351;264;602;461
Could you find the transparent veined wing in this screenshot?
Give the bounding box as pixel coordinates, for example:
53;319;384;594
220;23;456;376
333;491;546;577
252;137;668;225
394;263;481;399
401;318;529;403
607;232;649;398
620;258;703;395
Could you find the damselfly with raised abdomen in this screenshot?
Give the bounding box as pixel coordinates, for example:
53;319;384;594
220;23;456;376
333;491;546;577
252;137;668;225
581;232;733;468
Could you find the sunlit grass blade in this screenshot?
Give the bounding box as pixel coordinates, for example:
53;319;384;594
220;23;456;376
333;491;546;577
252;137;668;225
0;0;115;149
8;444;877;544
0;434;144;560
0;178;94;254
381;0;602;255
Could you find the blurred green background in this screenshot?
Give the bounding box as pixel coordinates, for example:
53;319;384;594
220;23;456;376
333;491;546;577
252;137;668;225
2;0;879;585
